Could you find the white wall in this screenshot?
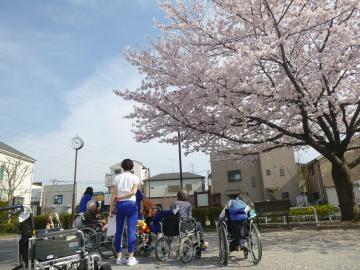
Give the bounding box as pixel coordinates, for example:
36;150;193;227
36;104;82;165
0;152;34;207
31;185;43;205
326;185;360;206
42;184;83;214
109;160;149;182
148;178;203;198
326;187;339;206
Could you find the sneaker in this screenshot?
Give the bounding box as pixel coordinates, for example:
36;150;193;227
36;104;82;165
200;241;208;250
116;257;128;265
127;257;139;266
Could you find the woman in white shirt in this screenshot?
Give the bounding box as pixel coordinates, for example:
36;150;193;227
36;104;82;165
109;159;140;266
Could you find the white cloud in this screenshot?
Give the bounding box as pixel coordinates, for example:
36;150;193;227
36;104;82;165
13;56;210;190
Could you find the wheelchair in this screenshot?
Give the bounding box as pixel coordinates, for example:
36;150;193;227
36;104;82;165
154;210;202;263
73;213;115;259
216;209;262;266
0;205;111;270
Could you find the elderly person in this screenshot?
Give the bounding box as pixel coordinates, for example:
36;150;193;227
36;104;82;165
109;159;140;266
84;201;103;226
170;190;207;250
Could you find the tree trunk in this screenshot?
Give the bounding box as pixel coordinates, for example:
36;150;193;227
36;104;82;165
331;162;359;221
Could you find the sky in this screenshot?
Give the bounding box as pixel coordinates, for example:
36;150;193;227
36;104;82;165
0;0;213;191
0;0;319;191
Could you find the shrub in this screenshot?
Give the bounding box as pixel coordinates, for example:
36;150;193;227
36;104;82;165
192;207;222;227
60;213;72;229
33;215;48;230
289;204;340;218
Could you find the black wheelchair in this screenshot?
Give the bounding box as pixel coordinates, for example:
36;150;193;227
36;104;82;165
216;209;262;265
154;210;202;263
0;205;111;270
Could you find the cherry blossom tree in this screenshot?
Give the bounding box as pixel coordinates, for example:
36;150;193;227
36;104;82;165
116;0;360;220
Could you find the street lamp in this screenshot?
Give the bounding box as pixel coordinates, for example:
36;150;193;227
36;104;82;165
70;136;84;224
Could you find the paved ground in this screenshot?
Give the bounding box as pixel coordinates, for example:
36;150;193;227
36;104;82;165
1;229;359;269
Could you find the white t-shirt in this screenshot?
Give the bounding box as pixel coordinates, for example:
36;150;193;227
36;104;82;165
113;172;140;201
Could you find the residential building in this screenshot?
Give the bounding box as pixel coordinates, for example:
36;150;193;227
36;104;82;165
41;183;83;214
0;142;36;207
31;182;43;215
106;160;149;187
302;150;360;206
211;147;299;206
145;172;206;208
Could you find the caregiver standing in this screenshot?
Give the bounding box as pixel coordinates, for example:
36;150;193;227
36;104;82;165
109;159;139;266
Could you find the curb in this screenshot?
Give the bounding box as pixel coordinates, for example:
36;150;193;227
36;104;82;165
256;221;360;231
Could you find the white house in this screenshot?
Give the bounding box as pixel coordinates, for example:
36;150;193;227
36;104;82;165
42;183;83;214
105;160;150;188
31;182;43;215
145;172;205;207
0;142;36;207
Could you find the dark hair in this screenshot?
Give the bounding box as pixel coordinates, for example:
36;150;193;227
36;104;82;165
84;187;93;196
177;190;188;201
121;159;134;171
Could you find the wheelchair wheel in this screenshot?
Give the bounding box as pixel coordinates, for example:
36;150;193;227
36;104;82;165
81;227;98;252
97;232;115;259
218;223;229;266
248;222;262;264
179;236;194;263
155;237;170;261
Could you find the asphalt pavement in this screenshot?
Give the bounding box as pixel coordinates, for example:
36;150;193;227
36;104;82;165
1;229;359;270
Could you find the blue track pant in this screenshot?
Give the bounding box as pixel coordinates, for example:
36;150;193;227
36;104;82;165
114;200;138;253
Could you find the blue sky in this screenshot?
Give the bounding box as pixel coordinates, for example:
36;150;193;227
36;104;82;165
0;1;318;191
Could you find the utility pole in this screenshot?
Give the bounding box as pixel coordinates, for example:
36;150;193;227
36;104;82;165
178;130;183;190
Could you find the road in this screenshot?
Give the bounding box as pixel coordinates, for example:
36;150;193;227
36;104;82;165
1;229;359;269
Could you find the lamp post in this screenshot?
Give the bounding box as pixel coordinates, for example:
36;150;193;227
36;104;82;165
178;130;183;190
70;136;84;224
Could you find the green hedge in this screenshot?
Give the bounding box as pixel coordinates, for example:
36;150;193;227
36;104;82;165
289;205;340;217
192;207;222;227
1;212;73;233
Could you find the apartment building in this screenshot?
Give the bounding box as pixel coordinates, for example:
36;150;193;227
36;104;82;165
211;147;299;206
302;150;360;206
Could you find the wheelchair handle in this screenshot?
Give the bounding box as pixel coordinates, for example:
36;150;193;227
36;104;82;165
0;205;24;212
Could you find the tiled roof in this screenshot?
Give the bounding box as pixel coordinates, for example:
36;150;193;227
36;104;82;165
148;172;205;181
0;142;35;162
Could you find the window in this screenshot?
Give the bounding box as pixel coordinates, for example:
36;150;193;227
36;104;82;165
12;197;24;205
266;169;271;176
54;194;63;204
280;167;285;177
281;192;289;199
0;165;4;181
312;192;320;200
251;176;256;187
228;170;241;182
186;184;192;191
114;169;121;174
168;185;181;193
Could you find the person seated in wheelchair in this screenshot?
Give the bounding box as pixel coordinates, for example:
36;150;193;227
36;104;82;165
84;200;106;229
170;190;207;250
219;194;253;252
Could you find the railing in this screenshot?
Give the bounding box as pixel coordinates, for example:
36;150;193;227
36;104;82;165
290;206;319;225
